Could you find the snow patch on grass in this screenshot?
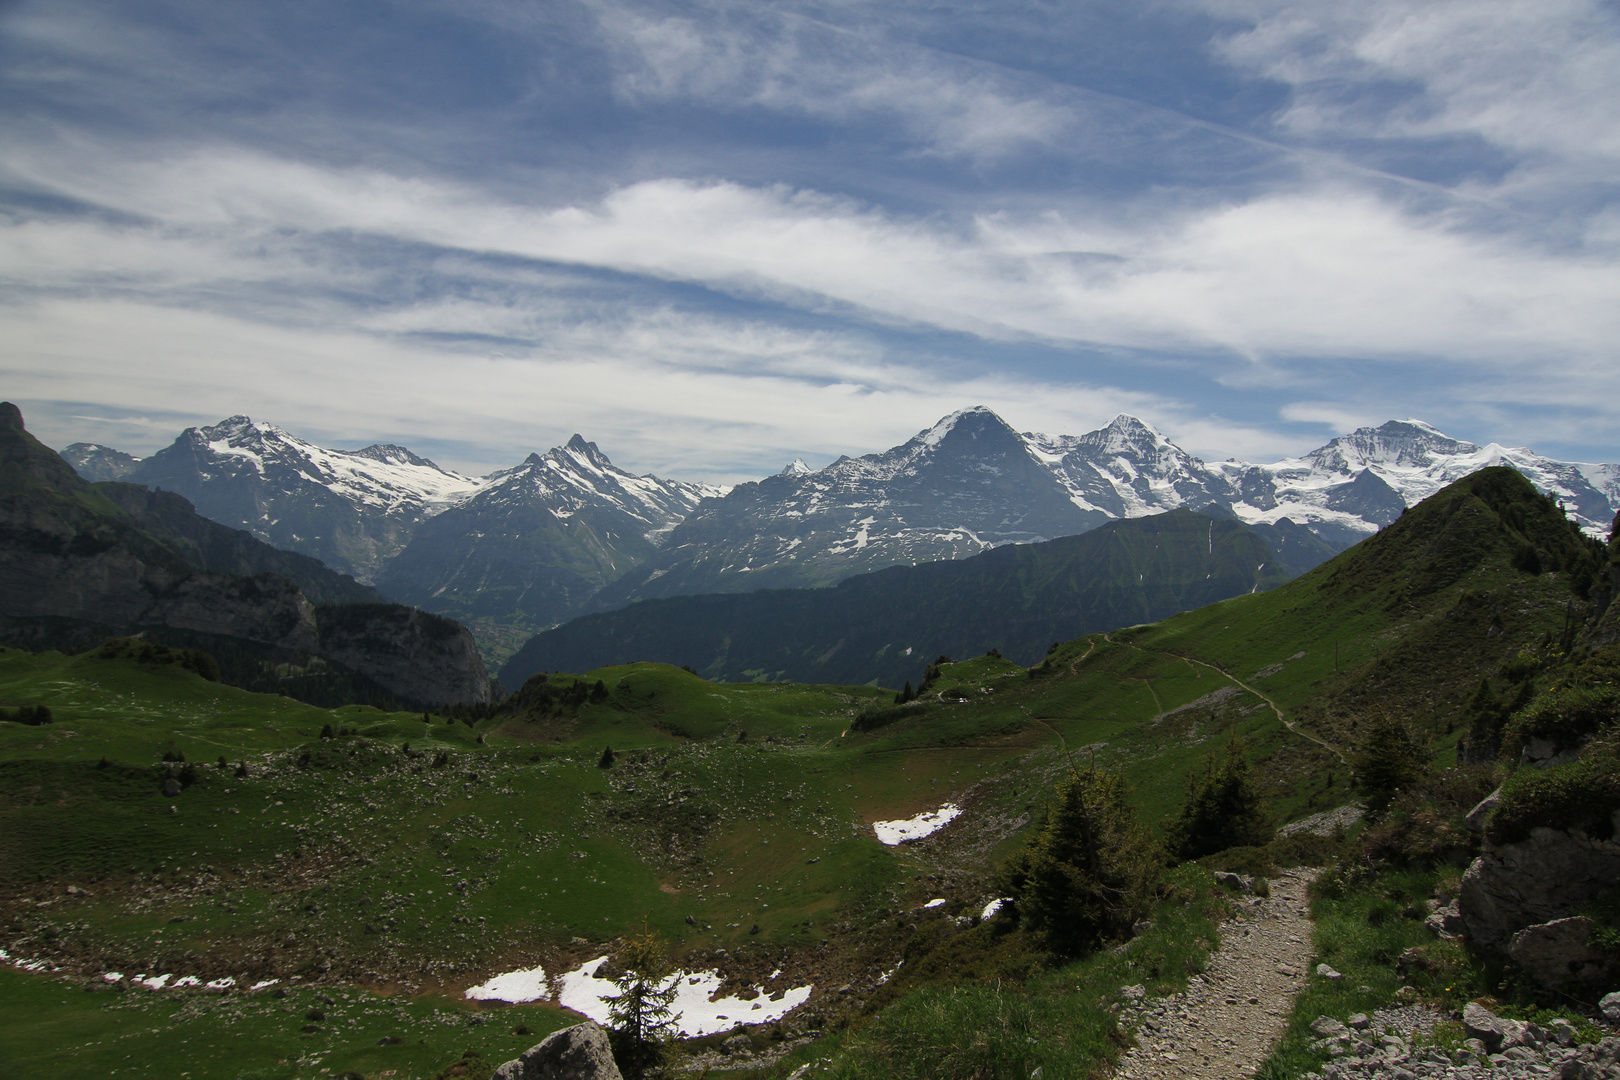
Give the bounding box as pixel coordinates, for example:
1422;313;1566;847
464;964;549;1003
550;956;812;1037
873;803;961;845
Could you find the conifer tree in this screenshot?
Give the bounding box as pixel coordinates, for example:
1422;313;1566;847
604;928;678;1078
998;765;1162;956
1353;713;1428;813
1166;738;1272;860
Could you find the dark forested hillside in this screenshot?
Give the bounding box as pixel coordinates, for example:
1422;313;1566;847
501;508;1288;688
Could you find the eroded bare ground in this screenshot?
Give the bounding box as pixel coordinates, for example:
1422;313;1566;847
1115;869;1320;1080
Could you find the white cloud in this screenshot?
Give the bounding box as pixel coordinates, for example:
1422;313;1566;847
1204;0;1620;174
590;3;1074;159
5;140;1620;447
1;295;1212;481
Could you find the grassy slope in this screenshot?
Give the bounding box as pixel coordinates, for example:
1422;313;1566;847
0;467;1600;1079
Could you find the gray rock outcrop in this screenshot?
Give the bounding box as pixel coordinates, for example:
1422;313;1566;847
1507;917;1620;990
1300;1001;1620;1080
494;1021;623;1080
316;604;490;706
1459;823;1620;954
143;572;318;653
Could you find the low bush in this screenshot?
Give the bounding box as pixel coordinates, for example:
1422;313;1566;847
1488;749;1620;845
1501;684;1620;759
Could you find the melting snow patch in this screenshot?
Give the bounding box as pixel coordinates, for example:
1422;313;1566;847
136;974;172;990
981;898;1010;920
873;803;961;845
921;898;947;909
555;957;811;1037
251;979;280;990
103;972;124;983
172;976;203;988
465;965;550;1003
205;977;235;990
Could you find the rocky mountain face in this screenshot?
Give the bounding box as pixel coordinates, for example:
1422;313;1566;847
376;435;721;640
2;403;489;706
501;509;1289;689
96;483;382;606
121;416;482;583
592;407;1110;606
315;604;491;709
59;442;140;482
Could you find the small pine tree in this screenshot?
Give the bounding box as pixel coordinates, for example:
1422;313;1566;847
598;746;616;769
604;928;678;1078
1166;738;1272;860
998;766;1163;957
319;722;334;740
1353;713;1429;814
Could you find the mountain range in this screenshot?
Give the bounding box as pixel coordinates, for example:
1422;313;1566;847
62;409;1620;653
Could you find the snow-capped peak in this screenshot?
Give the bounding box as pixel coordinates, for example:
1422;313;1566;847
919;405;998;449
780;457;813;476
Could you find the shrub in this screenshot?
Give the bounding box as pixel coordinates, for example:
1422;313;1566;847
1488;750;1620;845
1502;684;1620;759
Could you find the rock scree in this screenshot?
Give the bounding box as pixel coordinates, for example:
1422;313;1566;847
494;1020;623;1080
1115;868;1319;1080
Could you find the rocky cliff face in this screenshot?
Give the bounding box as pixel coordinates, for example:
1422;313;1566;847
317;604;491;707
2;403;490;709
145;572;319;653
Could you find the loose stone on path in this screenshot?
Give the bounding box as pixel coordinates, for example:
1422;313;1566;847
1115;869;1319;1080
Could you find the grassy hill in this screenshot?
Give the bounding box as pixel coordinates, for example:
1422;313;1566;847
0;466;1608;1079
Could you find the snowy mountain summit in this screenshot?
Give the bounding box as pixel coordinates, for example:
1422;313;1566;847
594;409;1618;607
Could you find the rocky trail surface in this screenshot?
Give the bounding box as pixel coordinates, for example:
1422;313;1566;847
1115;869;1319;1080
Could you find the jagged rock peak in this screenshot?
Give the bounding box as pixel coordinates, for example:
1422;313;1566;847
1088;414;1176;454
780;457;813;476
1309;418;1478;471
558;433;616;471
351;443;442;469
917;405;1009;448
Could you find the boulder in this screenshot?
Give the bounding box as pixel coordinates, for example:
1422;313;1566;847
1458;827;1620;953
1425;900;1465;940
1463;1001;1505;1051
1508;918;1620;991
1310;1016;1350;1039
494;1021;623;1080
1600;991;1620;1025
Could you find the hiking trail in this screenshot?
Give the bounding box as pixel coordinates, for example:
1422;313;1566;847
1114;869;1320;1080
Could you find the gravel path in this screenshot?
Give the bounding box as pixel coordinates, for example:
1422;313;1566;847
1115;869;1319;1080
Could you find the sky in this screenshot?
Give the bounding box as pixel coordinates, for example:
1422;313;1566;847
2;0;1618;484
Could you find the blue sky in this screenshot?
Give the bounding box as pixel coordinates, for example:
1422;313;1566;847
2;0;1617;483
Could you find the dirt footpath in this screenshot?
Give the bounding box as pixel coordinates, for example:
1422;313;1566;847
1114;869;1319;1080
